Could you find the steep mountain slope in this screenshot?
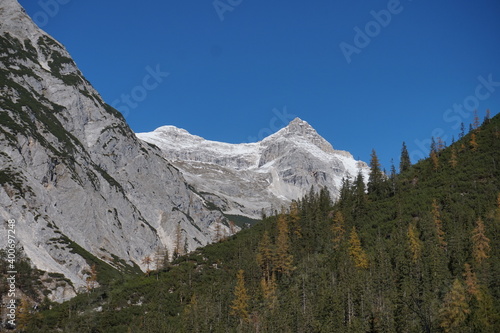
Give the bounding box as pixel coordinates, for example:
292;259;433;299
137;118;369;218
27;113;500;332
0;0;231;297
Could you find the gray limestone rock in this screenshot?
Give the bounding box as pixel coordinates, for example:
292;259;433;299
137;118;370;218
0;0;232;299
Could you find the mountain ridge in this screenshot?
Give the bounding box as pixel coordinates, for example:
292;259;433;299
1;0;367;302
25;112;500;332
0;0;233;298
137;117;369;218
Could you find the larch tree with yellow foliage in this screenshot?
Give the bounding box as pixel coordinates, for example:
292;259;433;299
86;264;98;292
470;132;479;151
449;147;458;168
274;213;294;276
260;273;278;310
463;263;479;300
439;279;470;332
348;226;369;269
331;210;346;249
432;199;447;250
407;223;423;263
472;217;490;265
430;150;439;171
230;269;250;324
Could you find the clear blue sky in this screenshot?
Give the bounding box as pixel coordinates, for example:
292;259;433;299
18;0;500;170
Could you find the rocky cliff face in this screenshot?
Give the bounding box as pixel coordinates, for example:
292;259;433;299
0;0;370;301
0;0;231;299
137;118;370;218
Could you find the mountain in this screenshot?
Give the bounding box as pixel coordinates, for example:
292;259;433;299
26;113;500;332
0;0;232;299
0;0;367;302
137;119;369;218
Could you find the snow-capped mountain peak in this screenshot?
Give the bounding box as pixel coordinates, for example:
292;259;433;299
271;117;319;139
137;119;369;218
263;117;336;155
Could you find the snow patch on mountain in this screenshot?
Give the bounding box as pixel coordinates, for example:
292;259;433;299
137;118;369;218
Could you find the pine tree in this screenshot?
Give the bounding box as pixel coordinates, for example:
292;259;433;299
460;122;465;138
183;293;200;331
439;279;470;332
16;298;32;332
368;149;383;196
472;286;498;331
288;200;302;238
430;136;437;154
389;162;397;196
348;226;369;269
183;236;189;256
431;199;447;250
174;223;183;258
230;269;250;324
472;217;490;265
154;246;167;271
339;177;352;203
256;231;274;281
496;193;500;221
153;246;169;279
399;142;411;173
318;187;332;213
484;109;491;124
354;171;366;212
472;109;481;130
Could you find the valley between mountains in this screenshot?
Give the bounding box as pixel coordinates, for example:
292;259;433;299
0;0;366;299
1;1;500;332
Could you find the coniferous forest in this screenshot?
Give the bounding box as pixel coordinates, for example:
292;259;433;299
20;112;500;332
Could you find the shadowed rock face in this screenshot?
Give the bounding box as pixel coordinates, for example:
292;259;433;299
0;0;232;297
137;118;369;218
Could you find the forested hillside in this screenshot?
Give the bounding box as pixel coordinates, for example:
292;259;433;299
24;112;500;332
